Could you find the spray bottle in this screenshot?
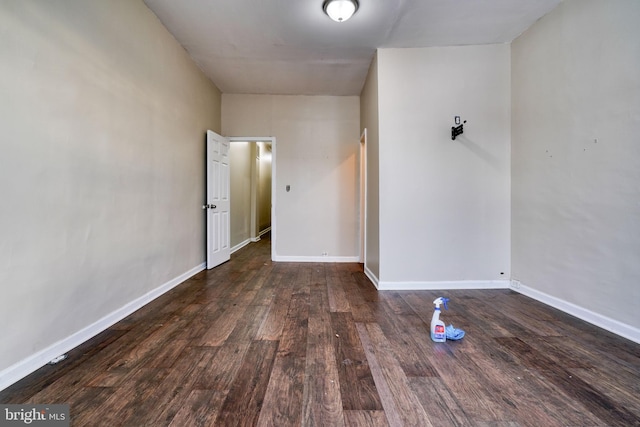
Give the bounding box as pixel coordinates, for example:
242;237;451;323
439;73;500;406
431;297;449;342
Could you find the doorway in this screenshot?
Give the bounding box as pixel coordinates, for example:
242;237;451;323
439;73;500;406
229;137;276;261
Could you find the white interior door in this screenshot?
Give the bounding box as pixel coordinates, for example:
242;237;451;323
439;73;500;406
205;130;230;269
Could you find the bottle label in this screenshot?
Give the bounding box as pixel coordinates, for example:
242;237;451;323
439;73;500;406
433;324;446;340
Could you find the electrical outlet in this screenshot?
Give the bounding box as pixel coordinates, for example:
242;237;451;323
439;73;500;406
511;280;522;290
322;251;328;256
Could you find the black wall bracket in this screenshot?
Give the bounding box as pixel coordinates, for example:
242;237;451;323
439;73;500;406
451;120;467;140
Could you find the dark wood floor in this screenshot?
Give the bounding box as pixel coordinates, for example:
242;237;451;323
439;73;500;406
2;234;640;426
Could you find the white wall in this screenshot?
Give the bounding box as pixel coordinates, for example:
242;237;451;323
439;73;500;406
0;0;221;385
222;95;360;261
512;0;640;335
377;45;511;288
360;54;381;281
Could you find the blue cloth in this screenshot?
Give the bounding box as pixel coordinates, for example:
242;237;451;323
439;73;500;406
446;325;465;340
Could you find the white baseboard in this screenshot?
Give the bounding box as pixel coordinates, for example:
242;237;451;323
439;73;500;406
0;262;206;393
510;280;640;344
231;229;270;253
231;238;252;254
376;280;510;291
364;265;380;288
258;227;271;237
273;255;360;263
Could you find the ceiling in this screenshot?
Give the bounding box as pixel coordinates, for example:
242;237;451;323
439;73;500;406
143;0;561;96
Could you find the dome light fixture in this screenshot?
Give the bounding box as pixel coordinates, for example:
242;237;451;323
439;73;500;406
323;0;359;23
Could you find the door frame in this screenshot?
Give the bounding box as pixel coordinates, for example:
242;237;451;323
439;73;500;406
229;136;276;262
360;128;367;264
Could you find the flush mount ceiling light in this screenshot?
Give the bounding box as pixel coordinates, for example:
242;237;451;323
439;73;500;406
323;0;359;23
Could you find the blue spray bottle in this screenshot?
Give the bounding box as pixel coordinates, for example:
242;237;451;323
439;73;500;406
431;297;449;342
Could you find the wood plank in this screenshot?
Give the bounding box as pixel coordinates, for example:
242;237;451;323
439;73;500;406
106;311;197;371
101;345;228;426
179;299;224;342
250;262;284;306
225;304;269;343
257;357;306;427
327;263;351;313
343;410;389;427
421;347;504;424
496;337;640;427
342;271;377;322
279;291;310;358
301;283;345;426
148;346;221;425
379;291;416;315
490;291;566;337
569;367;640;417
242;259;276;294
408;377;473;427
531;336;640;395
452;342;595;426
64;387;115;427
192;342;249;391
92;367;172;426
198;302;248;346
331;312;383;410
256;283;294;340
0;328;127;402
356;322;434;427
215;340;279;426
168;389;227;427
375;311;439;377
81;327;163;388
256;287;309;426
144;339;190;369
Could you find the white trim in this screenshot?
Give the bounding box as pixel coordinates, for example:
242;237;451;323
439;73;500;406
359;128;367;264
364;265;379;288
228;137;275;142
250;143;259;242
247;227;270;245
0;263;206;392
273;255;360;263
231;239;252;254
510;280;640;344
376;280;510;291
258;226;271;238
270;139;276;263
